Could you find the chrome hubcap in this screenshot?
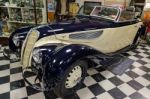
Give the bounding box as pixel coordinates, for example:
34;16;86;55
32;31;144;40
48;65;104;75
65;66;82;88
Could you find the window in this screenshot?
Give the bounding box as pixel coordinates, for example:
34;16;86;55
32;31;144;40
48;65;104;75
77;2;101;16
84;1;101;15
91;6;119;21
119;11;135;21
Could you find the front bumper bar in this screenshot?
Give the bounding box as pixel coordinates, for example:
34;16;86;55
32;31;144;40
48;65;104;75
22;67;47;91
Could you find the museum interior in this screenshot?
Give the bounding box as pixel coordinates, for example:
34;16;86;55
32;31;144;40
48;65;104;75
0;0;150;99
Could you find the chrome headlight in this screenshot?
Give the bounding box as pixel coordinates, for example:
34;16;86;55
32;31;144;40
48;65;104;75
12;34;20;47
32;48;42;64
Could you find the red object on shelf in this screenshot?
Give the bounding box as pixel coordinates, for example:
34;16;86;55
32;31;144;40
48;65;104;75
146;21;150;33
143;19;150;33
147;27;150;33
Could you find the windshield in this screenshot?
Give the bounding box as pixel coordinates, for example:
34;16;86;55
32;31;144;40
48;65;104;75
78;6;94;16
91;6;119;20
78;6;119;21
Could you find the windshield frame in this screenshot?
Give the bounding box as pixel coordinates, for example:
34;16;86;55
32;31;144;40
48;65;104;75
90;6;120;21
77;5;91;17
116;8;136;22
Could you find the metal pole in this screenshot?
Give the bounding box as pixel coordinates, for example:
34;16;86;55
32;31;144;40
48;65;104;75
124;0;127;8
33;0;37;25
46;0;49;23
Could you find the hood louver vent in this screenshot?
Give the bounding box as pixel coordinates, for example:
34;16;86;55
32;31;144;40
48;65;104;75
69;30;103;40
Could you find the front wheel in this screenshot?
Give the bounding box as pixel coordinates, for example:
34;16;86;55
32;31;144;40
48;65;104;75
54;60;87;98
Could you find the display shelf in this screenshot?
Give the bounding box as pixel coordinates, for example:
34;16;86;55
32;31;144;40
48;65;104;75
7;20;35;24
0;6;43;9
130;0;146;18
134;3;145;6
0;35;9;37
0;0;47;34
0;32;11;37
0;6;7;7
6;6;45;24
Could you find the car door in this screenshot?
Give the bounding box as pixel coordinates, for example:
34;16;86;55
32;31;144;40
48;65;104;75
111;10;142;51
84;10;142;53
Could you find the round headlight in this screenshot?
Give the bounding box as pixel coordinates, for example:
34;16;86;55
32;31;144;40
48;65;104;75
12;34;20;47
32;48;42;64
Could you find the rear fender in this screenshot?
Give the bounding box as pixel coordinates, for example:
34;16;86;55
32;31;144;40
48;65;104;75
132;25;146;45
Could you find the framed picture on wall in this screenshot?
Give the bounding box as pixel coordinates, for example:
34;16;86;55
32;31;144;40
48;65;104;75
48;2;55;12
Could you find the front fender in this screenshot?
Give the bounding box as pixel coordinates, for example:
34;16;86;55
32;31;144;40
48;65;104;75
43;44;109;89
38;44;62;65
9;26;34;52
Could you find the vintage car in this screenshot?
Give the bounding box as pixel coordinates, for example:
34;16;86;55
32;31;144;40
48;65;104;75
5;6;144;97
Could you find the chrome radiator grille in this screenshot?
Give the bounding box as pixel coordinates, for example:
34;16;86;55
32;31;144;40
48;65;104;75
21;30;39;67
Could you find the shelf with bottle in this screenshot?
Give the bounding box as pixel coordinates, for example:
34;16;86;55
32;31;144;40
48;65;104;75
21;8;43;24
9;0;44;8
0;0;47;36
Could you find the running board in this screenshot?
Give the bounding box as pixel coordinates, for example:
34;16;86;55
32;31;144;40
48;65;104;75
99;55;125;67
95;55;134;75
107;58;134;75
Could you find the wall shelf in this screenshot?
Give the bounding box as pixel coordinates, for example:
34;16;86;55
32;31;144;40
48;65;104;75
0;0;47;36
134;3;145;6
7;20;35;24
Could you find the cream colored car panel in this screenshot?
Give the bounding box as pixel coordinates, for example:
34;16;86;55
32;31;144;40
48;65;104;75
55;22;142;53
21;30;39;68
34;35;70;47
22;22;142;68
24;35;70;68
34;22;142;53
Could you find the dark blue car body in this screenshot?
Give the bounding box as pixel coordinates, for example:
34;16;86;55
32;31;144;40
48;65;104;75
8;6;144;91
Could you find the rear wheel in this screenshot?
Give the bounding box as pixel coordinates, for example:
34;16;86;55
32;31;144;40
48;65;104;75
54;60;87;98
